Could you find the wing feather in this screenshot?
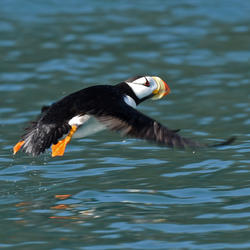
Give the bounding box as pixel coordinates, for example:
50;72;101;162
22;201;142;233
96;105;201;149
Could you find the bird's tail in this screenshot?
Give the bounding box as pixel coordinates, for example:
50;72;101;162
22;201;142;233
13;119;71;157
13;121;57;156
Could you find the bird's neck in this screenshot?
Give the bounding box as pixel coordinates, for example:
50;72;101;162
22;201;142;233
115;82;141;105
123;95;137;108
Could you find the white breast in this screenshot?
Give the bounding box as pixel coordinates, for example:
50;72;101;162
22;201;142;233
68;95;137;139
68;115;90;126
70;115;106;138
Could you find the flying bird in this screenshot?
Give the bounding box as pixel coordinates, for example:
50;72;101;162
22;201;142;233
13;76;235;157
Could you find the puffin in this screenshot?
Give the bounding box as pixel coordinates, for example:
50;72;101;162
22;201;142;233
13;76;235;157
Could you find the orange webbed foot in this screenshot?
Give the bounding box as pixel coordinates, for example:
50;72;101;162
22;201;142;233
51;138;70;157
13;141;25;155
51;125;77;157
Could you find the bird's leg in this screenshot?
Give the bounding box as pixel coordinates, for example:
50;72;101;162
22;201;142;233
51;125;78;157
13;140;25;155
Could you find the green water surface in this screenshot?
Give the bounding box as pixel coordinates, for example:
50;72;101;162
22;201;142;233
1;0;250;249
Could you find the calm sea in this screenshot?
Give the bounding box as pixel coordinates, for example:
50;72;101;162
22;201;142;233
1;0;250;249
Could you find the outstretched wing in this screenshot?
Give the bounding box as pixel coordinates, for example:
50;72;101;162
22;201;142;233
96;103;201;149
96;102;235;149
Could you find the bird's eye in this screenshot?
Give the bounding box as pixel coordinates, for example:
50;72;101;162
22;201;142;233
144;79;150;87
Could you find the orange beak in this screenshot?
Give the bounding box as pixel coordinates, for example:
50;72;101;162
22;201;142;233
151;76;171;100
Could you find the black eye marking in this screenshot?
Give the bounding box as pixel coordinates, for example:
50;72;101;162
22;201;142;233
144;78;150;87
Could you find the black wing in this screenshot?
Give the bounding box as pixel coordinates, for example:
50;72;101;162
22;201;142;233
96;102;235;149
95;103;201;149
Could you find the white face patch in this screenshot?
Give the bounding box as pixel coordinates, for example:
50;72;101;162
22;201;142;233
126;76;158;100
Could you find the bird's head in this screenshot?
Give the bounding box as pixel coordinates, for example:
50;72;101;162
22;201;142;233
125;76;171;102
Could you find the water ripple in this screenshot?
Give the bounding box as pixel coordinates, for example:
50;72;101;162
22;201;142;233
1;0;250;249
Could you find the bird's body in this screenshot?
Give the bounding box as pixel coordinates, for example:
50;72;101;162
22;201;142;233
13;76;235;157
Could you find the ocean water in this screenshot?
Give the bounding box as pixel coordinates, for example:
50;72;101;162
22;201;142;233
1;0;250;249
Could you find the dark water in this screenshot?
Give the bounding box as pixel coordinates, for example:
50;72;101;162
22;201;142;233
1;0;250;249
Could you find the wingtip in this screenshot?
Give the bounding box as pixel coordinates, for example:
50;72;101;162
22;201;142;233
210;136;236;147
